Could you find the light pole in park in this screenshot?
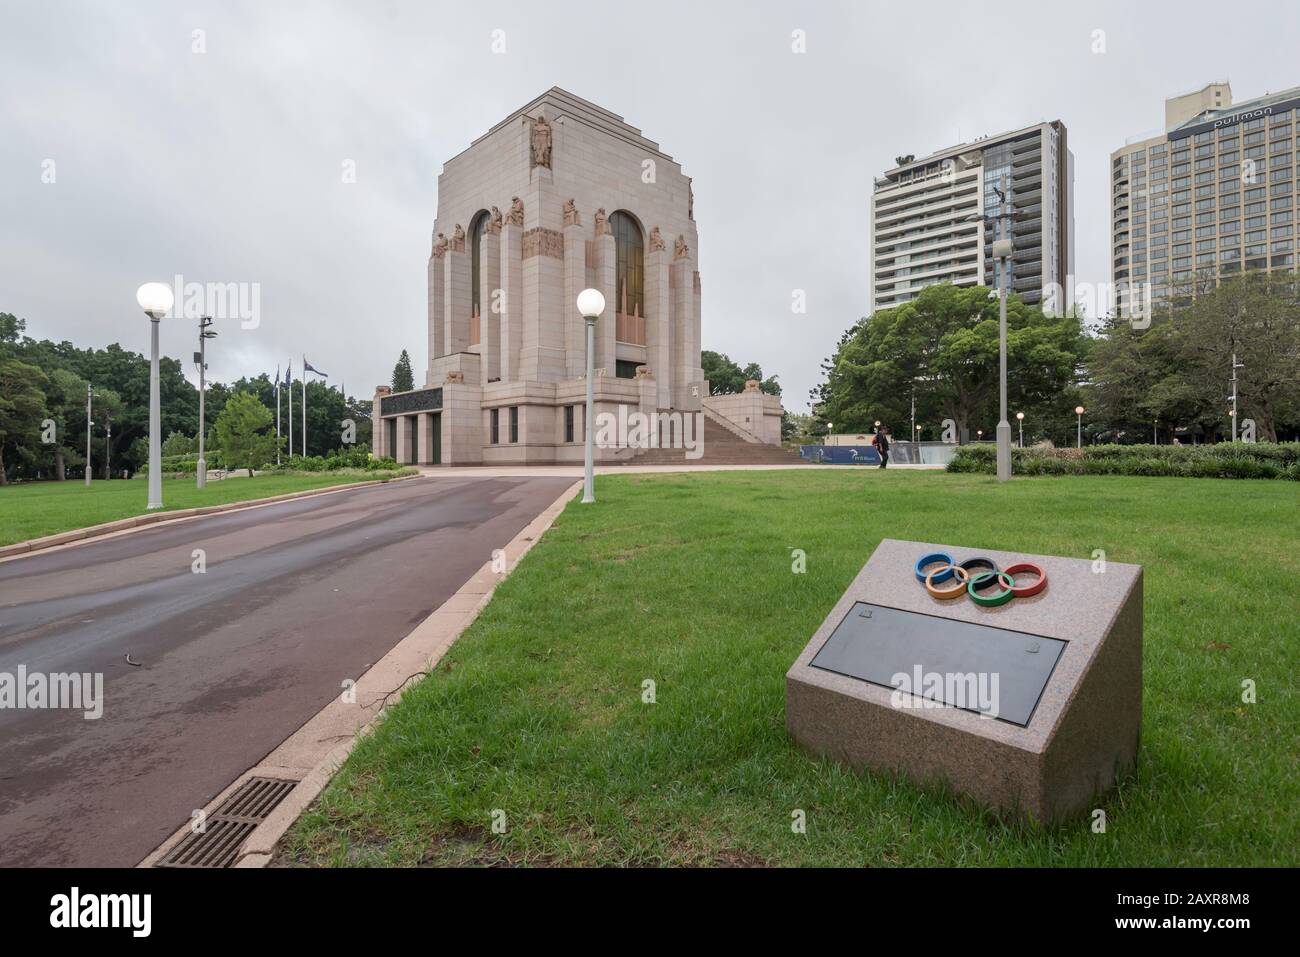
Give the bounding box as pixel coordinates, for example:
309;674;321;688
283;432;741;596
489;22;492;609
576;288;605;504
1229;352;1244;441
136;282;175;509
966;175;1032;482
1075;405;1085;449
195;316;216;489
84;382;98;487
1016;411;1024;448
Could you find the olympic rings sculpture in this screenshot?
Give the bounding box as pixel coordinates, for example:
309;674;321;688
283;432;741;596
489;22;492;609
913;552;1047;607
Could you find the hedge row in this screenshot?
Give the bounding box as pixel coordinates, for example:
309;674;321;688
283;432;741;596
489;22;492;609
265;449;401;472
947;442;1300;480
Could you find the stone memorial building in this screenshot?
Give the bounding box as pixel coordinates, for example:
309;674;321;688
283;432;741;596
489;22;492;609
373;88;784;465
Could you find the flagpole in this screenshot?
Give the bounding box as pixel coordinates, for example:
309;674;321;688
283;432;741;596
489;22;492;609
302;355;307;459
275;370;281;465
287;361;293;459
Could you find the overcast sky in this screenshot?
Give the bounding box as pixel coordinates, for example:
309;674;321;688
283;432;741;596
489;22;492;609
3;0;1298;412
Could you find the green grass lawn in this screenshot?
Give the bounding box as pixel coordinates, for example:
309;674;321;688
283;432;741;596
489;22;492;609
0;471;408;546
286;470;1299;867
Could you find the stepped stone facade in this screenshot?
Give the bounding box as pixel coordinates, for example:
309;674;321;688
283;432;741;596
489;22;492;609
373;87;783;465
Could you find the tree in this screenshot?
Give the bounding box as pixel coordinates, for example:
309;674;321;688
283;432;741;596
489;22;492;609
46;368;88;480
701;350;781;396
0;359;48;484
391;350;414;393
813;284;1088;442
1175;272;1300;442
162;431;196;457
213;392;278;477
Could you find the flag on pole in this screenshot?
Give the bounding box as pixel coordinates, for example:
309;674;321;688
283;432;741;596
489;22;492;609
304;358;327;378
286;359;293;458
274;364;281;465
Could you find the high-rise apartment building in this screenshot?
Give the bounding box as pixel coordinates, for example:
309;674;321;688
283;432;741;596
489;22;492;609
1111;81;1300;318
871;121;1074;313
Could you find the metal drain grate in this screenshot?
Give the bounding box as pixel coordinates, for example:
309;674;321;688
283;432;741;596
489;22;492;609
156;776;297;868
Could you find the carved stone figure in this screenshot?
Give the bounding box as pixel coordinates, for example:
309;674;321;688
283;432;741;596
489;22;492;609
487;206;503;233
674;234;689;260
649;226;665;251
431;232;448;258
445;370;465;384
450;223;465;252
522;227;564;260
563;198;580;227
507;196;524;227
594;207;609;236
530;115;553;168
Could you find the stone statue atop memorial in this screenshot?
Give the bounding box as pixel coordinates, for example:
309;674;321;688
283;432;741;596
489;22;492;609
531;115;553;169
451;223;465;251
488;206;503;233
594;207;609;235
563;198;580;226
431;232;447;258
507;197;524;227
649;226;665;251
674;234;689;260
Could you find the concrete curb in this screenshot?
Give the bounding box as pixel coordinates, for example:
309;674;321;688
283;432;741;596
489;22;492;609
137;478;582;869
0;472;421;563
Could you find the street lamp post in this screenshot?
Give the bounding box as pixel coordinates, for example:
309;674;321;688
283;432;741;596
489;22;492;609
84;382;95;487
196;316;216;489
576;288;605;504
1016;410;1024;449
1229;352;1244;441
966;175;1029;483
1075;405;1085;449
137;282;175;510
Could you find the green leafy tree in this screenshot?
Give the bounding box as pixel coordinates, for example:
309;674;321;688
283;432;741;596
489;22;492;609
46;368;89;480
213;392;278;477
391;350;415;393
813;284;1087;442
1175;272;1300;442
162;431;196;457
701;350;781;395
0;358;48;484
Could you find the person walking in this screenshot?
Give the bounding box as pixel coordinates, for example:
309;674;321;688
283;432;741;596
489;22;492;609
875;425;890;469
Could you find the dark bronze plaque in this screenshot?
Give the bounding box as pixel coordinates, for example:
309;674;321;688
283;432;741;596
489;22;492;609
380;387;442;417
810;602;1065;727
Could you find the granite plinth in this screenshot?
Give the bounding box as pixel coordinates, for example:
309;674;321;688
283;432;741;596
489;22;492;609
786;539;1142;824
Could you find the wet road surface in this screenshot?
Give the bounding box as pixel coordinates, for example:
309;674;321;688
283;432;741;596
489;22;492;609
0;475;574;866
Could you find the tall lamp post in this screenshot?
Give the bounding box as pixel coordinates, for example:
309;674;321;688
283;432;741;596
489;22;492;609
1016;411;1024;448
967;176;1032;482
137;282;175;509
576;288;605;504
84;382;97;487
1075;405;1085;449
195;316;216;488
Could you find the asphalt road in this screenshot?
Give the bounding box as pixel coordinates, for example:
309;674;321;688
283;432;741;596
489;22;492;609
0;475;575;867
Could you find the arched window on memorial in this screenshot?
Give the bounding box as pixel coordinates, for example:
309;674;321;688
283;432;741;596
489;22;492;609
611;211;645;345
469;209;489;345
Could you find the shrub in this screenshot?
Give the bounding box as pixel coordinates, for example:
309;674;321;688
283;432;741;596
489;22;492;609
947;442;1300;480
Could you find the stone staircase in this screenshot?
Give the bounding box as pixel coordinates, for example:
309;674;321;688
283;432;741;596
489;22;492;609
622;410;802;466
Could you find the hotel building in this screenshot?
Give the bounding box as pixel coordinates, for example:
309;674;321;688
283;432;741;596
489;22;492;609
1111;81;1300;318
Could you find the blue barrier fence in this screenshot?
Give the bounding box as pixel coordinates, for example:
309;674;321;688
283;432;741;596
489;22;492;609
798;445;882;465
